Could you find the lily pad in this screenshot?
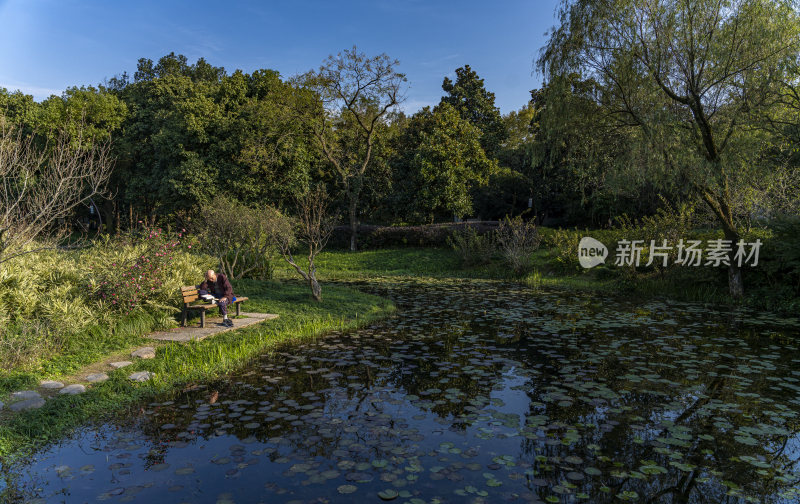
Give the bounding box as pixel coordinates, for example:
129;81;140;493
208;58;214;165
378;489;399;501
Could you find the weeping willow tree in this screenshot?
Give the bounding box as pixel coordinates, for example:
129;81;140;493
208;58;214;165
538;0;800;298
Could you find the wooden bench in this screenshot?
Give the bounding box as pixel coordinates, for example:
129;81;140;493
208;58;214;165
180;286;249;328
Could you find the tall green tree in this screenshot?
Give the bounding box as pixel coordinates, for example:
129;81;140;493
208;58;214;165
0;86;127;230
0;89;38;131
226;69;317;206
539;0;800;297
472;103;536;220
528;75;656;225
298;46;406;251
38;86;128;146
441;65;507;158
114;53;315;224
392;103;496;223
115;54;227;219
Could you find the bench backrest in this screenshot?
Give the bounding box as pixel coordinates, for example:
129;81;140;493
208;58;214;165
181;286;199;304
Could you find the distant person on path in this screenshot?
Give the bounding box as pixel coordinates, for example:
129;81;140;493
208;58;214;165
198;269;235;327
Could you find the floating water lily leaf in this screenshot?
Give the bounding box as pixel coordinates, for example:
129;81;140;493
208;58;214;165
337;484;357;494
639;465;667;475
734;435;759;446
669;462;695;472
378;489;399;501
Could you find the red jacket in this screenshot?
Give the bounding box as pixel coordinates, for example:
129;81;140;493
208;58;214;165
198;273;233;303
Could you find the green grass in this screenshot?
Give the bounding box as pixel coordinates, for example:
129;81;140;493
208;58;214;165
0;280;393;463
274;247;511;281
275;247;753;307
0;312;171;395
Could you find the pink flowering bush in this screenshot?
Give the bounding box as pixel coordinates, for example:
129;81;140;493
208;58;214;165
88;226;208;314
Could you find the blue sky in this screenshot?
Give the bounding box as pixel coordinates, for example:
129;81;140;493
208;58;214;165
0;0;561;114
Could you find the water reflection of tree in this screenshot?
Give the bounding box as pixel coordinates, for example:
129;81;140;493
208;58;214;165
516;316;800;503
129;284;516;470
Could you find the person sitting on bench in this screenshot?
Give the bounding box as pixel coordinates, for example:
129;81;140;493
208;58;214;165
197;269;235;327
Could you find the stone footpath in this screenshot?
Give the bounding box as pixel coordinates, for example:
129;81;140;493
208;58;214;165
2;347;156;412
1;312;277;413
149;312;278;342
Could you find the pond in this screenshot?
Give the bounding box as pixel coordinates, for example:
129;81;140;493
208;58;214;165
6;281;800;503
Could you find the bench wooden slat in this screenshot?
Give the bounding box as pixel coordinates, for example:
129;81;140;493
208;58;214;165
181;286;199;303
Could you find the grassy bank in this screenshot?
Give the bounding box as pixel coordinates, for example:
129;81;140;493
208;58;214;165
0;280;393;462
276;246;794;311
276;247;505;281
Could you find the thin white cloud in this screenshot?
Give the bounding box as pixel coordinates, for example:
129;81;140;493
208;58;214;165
0;82;61;101
399;99;436;114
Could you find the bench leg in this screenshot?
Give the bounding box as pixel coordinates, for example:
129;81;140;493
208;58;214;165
181;307;187;327
200;310;205;328
236;302;241;317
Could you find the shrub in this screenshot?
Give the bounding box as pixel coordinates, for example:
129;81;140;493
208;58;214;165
0;233;212;371
194;197;283;280
546;227;582;272
615;198;697;271
496;216;541;274
0;321;59;370
0;248;101;333
447;226;496;266
89;226;187;314
543;199;698;274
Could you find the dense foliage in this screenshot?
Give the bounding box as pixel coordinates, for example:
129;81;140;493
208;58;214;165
0;235;212;371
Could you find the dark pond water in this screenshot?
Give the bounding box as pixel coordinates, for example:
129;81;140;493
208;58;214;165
6;281;800;503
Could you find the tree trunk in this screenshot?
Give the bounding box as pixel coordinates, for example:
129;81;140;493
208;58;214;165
309;274;322;302
348;195;358;252
723;226;744;299
104;200;116;233
701;190;744;299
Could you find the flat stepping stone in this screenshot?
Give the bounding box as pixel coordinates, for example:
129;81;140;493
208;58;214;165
131;347;156;359
40;380;64;389
129;371;155;382
110;361;133;369
59;384;86;395
86;373;109;383
11;390;41;401
9;397;46;411
148;313;278;342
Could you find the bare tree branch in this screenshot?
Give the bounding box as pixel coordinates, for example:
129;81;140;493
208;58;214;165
0;122;113;264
